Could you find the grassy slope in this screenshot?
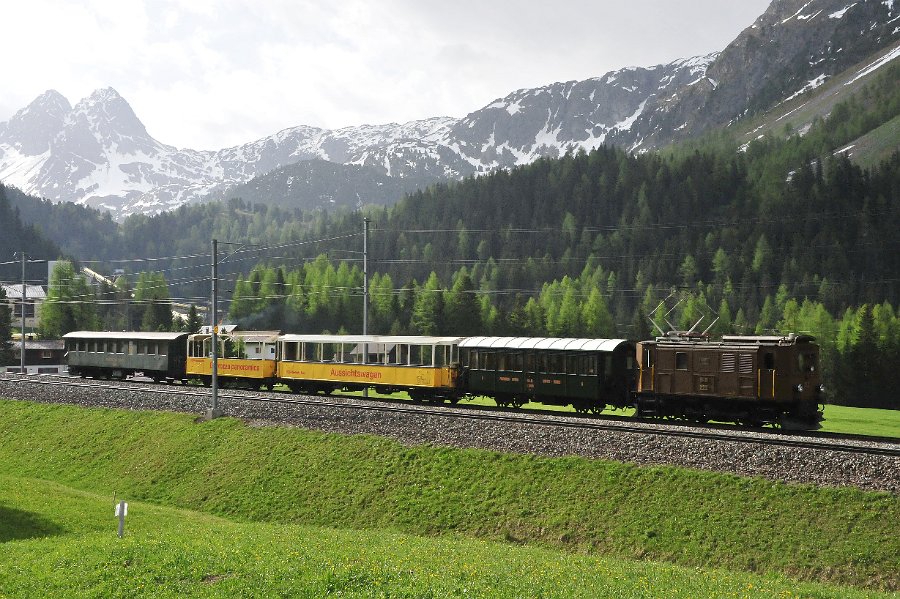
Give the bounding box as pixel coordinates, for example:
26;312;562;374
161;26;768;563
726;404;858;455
0;399;896;592
1;477;891;598
847;113;900;168
819;404;900;437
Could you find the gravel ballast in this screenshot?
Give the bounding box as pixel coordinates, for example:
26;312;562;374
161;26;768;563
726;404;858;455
2;376;898;493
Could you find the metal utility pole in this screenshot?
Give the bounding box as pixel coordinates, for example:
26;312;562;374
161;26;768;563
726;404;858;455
20;252;26;375
362;218;369;397
209;238;222;419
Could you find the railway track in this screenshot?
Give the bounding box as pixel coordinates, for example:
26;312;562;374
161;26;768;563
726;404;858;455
4;373;898;459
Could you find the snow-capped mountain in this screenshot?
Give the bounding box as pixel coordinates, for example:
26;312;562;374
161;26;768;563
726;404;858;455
608;0;900;148
0;56;713;219
0;0;897;220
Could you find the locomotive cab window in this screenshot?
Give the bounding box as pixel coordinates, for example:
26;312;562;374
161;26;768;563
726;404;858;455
675;352;688;371
763;352;775;370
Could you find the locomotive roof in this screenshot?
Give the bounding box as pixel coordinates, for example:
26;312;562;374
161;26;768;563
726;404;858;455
458;337;630;352
721;334;816;344
62;331;189;341
279;334;464;346
645;333;816;347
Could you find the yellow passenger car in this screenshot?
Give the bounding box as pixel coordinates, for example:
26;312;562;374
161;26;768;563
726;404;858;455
277;334;463;401
186;330;279;389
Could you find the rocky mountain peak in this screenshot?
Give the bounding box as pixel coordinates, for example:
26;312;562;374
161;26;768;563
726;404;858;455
69;87;154;150
0;89;71;155
608;0;899;150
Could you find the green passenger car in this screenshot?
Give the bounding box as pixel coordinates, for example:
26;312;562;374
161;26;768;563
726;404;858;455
458;337;636;412
63;331;189;383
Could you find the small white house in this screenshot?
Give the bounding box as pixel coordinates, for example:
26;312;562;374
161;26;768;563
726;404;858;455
1;284;46;332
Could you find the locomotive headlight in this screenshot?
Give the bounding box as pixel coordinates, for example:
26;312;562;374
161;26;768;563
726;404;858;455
817;384;825;394
795;383;804;393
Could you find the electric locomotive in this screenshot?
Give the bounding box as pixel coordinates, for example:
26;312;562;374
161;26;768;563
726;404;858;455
635;333;823;428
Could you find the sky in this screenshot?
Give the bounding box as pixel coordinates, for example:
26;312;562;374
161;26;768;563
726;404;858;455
2;0;773;151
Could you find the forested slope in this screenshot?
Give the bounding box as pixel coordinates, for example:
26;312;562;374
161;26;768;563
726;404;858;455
7;63;899;407
0;186;62;283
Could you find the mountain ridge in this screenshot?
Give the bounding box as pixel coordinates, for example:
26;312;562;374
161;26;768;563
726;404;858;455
0;0;897;220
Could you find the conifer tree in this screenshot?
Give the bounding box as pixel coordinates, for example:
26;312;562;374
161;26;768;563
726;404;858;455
411;272;444;335
185;304;203;334
0;286;15;365
444;269;480;336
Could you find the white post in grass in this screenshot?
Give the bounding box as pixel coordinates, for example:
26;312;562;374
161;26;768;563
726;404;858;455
115;499;128;538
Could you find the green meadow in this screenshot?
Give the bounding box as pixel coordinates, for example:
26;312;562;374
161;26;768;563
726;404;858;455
0;399;897;596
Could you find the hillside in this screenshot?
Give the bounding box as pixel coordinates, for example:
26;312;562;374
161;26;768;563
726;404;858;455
732;42;900;160
6;59;898;317
5;476;889;597
0;400;897;592
0;185;62;283
204;158;438;211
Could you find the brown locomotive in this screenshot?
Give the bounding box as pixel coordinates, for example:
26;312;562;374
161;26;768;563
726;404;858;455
635;333;824;429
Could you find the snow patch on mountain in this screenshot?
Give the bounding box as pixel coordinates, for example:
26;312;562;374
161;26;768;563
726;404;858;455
845;43;900;84
830;3;857;18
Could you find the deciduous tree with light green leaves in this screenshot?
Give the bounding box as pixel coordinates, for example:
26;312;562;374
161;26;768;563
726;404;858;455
39;261;98;338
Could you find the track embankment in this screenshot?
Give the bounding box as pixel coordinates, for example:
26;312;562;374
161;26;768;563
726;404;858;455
1;375;897;493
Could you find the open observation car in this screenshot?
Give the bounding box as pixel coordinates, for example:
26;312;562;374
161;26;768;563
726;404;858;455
186;330;280;389
277;334;463;401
